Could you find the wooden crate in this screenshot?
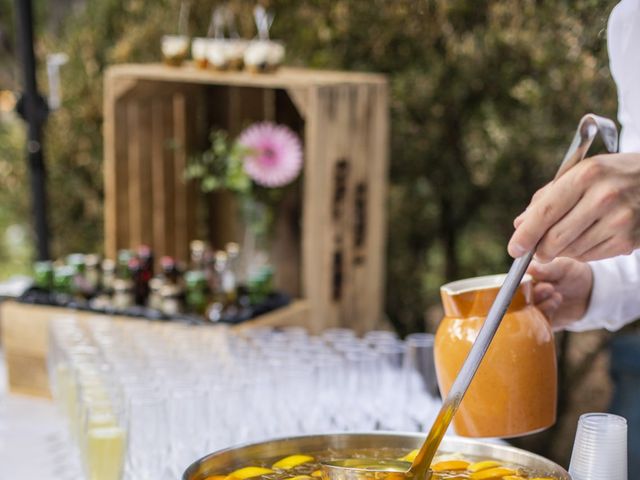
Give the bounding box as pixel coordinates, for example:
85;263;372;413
104;64;389;333
0;299;311;397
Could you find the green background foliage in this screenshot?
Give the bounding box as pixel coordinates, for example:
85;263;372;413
0;0;616;332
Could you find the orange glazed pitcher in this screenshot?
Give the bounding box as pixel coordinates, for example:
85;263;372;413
434;274;557;438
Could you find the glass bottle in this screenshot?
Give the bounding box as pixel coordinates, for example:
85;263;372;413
101;259;116;297
116;250;133;279
67;253;88;299
189;240;208;271
160;256;181;285
84;254;102;297
185;270;209;315
112;279;134;311
137;245;154;298
160;284;183;316
34;260;54;291
147;277;164;311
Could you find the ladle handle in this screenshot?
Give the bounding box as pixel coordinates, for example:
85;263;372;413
408;114;619;480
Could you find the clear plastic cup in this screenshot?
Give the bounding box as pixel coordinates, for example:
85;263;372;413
569;412;628;480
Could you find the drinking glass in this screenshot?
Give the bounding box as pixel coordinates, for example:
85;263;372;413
127;394;168;480
569;413;628;480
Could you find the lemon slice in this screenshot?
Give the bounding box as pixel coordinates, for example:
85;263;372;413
226;467;274;479
398;449;419;462
469;467;517;479
272;455;315;470
310;470;323;477
468;461;502;472
431;460;470;472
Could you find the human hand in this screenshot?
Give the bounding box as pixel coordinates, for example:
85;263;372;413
528;257;593;330
508;153;640;263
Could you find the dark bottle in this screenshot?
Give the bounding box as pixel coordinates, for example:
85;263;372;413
137;245;154;285
160;256;181;285
128;257;147;306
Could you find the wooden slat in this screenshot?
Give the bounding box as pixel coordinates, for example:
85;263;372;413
184;88;201;251
172;92;189;261
127;100;142;246
103;76;117;260
107;64;387;90
364;83;389;329
349;85;375;332
303;86;334;331
232;300;311;333
106;94;130;259
138;100;154;248
151;97;168;260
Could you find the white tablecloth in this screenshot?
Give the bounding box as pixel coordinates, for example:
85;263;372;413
0;348;82;479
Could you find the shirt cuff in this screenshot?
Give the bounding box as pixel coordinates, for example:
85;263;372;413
566;253;640;332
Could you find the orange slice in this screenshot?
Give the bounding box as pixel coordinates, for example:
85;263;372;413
468;461;502;472
226;467;274;479
272;455;315;470
470;467;517;479
431;460;470;472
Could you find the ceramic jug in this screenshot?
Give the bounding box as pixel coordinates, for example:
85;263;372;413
434;274;557;437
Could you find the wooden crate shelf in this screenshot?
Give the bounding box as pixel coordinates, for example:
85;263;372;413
104;64;389;333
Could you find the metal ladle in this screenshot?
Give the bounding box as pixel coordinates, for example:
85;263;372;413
322;114;619;480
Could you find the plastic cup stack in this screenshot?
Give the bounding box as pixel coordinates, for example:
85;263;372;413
569;412;628;480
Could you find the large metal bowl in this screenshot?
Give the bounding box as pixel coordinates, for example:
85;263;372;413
183;432;571;480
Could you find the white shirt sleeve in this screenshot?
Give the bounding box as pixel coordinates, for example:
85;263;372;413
567;250;640;332
608;0;640;153
567;0;640;332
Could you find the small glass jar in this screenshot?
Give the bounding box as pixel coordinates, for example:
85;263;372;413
161;35;190;66
191;37;209;69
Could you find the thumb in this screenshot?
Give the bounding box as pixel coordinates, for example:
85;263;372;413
527;258;567;283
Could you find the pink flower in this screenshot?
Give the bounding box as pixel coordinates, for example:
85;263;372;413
237;122;303;187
